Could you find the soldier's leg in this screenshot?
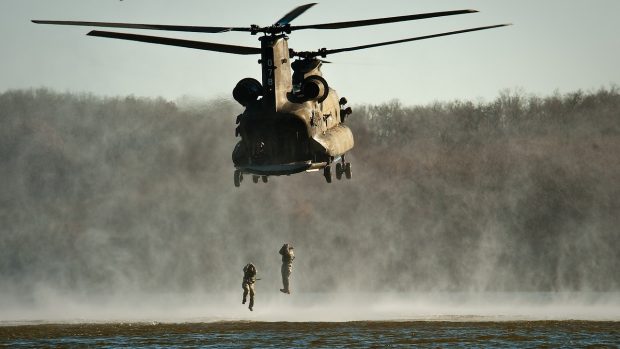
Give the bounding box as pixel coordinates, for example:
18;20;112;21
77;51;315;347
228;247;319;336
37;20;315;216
248;283;255;310
280;263;291;293
280;263;287;291
287;264;292;292
242;282;249;304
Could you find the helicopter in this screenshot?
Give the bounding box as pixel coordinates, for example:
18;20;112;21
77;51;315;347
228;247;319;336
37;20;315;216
33;4;510;187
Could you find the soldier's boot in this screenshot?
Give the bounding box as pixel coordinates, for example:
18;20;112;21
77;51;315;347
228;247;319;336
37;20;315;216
242;297;246;304
280;289;290;294
249;298;254;311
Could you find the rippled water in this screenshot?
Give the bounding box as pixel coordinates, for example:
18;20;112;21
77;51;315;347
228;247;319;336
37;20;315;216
1;321;619;348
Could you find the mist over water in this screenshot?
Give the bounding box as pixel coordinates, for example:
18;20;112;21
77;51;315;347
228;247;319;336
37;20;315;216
1;88;619;322
3;292;620;324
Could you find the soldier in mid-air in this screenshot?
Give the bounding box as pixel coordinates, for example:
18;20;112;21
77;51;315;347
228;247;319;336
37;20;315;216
242;263;257;311
279;243;295;294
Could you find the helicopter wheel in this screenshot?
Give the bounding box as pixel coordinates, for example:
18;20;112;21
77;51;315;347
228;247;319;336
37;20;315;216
261;176;268;183
234;170;242;187
335;163;343;180
252;175;260;183
323;166;332;183
345;162;352;179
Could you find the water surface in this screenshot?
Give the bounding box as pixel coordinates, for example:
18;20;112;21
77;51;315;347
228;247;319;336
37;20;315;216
2;321;618;348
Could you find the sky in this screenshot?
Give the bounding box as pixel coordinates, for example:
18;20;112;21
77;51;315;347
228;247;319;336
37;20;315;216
1;0;619;105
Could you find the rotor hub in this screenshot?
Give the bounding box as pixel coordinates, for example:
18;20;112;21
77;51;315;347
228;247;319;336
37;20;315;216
251;24;292;35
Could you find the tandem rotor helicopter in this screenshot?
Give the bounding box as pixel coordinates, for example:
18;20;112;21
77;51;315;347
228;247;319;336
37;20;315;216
33;4;509;187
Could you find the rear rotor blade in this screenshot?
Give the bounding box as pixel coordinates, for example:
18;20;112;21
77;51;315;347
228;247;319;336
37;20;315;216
32;20;251;33
322;24;511;56
87;30;261;55
290;9;477;31
275;3;317;25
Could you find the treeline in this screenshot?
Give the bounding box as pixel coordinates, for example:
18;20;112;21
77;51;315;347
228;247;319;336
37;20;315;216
0;87;618;298
354;88;619;145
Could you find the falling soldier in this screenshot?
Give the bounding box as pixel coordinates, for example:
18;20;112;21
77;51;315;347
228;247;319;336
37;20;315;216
279;243;295;294
242;263;257;311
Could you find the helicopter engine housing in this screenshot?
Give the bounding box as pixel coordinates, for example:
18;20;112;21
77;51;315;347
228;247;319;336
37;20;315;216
301;75;329;102
233;78;264;106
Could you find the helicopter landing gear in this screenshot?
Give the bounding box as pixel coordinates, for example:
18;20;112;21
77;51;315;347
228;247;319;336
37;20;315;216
335;156;352;180
323;165;332;183
234;170;243;187
252;175;269;184
234;172;268;187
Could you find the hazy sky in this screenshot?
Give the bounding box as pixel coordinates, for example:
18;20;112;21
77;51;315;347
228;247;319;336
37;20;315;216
1;0;619;105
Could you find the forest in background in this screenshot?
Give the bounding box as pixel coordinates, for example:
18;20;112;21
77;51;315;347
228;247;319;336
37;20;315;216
0;87;618;300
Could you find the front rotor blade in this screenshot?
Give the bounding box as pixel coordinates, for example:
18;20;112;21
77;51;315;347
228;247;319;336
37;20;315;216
323;24;511;56
87;30;261;55
32;20;251;33
275;3;317;26
290;9;477;31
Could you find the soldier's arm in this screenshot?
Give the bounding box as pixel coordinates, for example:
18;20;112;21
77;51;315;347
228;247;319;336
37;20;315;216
288;246;295;259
